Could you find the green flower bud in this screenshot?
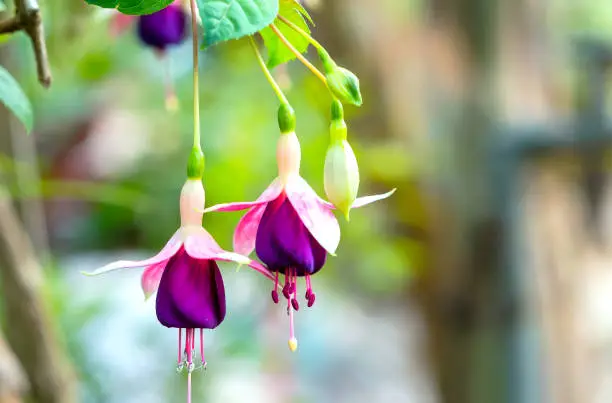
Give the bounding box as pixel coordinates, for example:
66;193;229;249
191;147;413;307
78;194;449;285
319;49;363;107
326;67;362;107
187;146;205;179
324;138;359;220
278;103;296;134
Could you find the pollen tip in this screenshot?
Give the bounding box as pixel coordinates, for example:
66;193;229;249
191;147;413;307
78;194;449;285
288;338;298;352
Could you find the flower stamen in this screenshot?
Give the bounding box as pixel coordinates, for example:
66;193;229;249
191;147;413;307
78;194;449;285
306;275;316;307
291;269;299;311
271;271;280;303
282;272;291;300
200;329;206;368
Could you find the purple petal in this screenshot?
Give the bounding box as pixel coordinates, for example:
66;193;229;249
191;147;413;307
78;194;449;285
156;248;226;329
255;194;327;276
137;5;187;50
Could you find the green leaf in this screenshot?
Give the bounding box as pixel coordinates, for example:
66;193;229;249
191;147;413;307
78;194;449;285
0;66;33;134
260;0;312;69
0;0;6;12
83;0;174;15
197;0;279;47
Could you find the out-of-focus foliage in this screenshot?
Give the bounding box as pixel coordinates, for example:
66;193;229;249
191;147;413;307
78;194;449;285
260;0;312;68
0;65;33;132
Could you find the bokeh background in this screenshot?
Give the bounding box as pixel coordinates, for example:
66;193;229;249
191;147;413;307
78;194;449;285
3;0;612;402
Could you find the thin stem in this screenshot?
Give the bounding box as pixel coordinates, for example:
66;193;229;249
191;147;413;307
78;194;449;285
269;23;326;84
248;36;289;105
277;15;323;50
189;0;201;149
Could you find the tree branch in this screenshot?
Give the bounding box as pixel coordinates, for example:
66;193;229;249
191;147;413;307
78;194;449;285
0;191;76;403
0;0;52;87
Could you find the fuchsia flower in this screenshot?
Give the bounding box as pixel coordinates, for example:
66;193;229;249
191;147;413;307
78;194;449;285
204;128;394;351
137;3;187;52
109;2;187;111
86;177;274;369
110;2;187;52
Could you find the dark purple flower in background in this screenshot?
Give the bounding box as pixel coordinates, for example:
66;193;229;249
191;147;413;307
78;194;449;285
137;3;187;52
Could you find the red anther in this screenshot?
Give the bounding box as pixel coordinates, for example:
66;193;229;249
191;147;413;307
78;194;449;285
305;289;312;300
271;290;279;304
307;292;316;307
291;298;300;311
282;285;290;299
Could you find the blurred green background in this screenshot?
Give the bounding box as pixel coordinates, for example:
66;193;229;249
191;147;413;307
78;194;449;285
4;1;612;403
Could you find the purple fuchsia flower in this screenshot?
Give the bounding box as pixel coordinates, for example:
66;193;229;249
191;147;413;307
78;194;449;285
203;106;394;351
86;176;275;369
137;2;188;52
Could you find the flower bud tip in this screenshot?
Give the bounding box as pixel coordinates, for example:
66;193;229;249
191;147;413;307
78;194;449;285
288;338;298;352
343;210;350;222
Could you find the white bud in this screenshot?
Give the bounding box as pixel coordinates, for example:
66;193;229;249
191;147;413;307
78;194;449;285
324;140;359;220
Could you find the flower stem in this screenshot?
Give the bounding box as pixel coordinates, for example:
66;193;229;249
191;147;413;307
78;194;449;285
277;14;323;50
248;36;289;105
189;0;201;150
269;23;326;84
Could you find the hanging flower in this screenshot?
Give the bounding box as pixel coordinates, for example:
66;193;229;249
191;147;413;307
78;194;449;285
85;175;275;369
108;3;187;111
137;3;188;52
203;105;394;351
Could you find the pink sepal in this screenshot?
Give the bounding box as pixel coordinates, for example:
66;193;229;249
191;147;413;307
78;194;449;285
232;204;267;256
141;261;167;300
183;228;225;259
83;230;182;276
202;178;283;213
285;176;341;255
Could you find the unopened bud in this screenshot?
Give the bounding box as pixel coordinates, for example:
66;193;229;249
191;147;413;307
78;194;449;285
319;49;362;107
324;139;359;220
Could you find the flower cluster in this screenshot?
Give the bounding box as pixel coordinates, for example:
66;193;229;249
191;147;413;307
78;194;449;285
89;1;395;400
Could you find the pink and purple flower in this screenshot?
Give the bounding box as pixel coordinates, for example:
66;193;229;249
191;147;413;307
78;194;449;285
86;178;274;368
204;130;394;350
